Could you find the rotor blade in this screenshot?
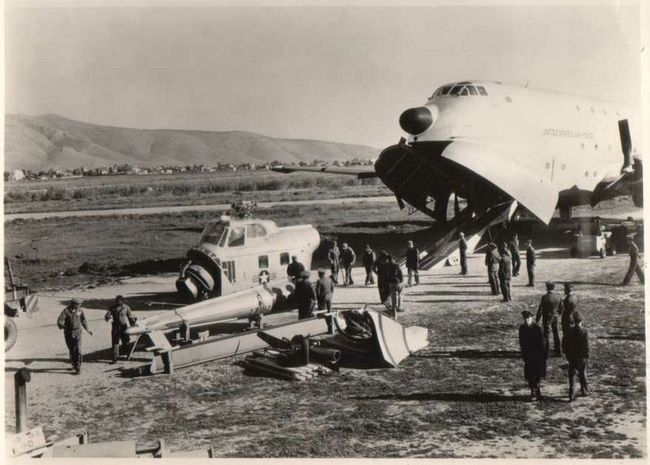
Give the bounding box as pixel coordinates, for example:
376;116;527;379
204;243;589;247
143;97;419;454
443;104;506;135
618;119;633;172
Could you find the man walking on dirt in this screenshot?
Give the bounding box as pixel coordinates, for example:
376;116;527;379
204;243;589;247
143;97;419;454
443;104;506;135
498;244;512;302
535;282;562;357
316;269;335;332
294;270;317;320
362;245;376;286
405;240;420;286
485;242;500;295
386;255;404;315
340;243;356;286
509;234;521;277
458;232;468;276
526;239;536;287
328;241;341;285
105;295;135;363
622;236;644;285
560;283;578;337
519;310;546;401
57;298;93;375
563;311;590;401
373;251;391;307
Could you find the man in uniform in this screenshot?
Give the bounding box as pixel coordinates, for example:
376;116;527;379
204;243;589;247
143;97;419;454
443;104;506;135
340;243;356;286
458;232;468;275
560;283;578;337
57;298;93;374
519;310;546;401
405;240;420;286
316;269;335;333
386;255;404;315
498;244;512;302
535;282;562;357
485;242;501;295
373;251;391;307
286;255;306;281
509;233;521;277
105;295;135;363
526;239;536;287
294;270;317;320
563;311;590;401
362;245;376;286
328;241;341;285
622;235;644;285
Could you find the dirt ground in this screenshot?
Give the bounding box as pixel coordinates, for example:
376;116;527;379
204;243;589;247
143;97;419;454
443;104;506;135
4;250;646;458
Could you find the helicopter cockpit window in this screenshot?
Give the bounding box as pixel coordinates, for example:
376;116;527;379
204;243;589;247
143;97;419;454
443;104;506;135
246;224;267;239
227;227;245;247
200;222;227;246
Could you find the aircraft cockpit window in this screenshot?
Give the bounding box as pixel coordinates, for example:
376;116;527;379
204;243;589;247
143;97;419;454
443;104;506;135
459;87;469;96
467;86;478;95
477;86;488;96
449;86;462;96
246;224;267;239
200;223;227;246
228;227;245;247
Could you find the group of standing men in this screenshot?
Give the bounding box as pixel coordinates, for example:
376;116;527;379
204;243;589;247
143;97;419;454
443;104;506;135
519;281;588;402
482;234;536;302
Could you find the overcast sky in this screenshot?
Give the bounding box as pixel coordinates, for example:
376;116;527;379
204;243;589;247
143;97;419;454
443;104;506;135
5;2;643;148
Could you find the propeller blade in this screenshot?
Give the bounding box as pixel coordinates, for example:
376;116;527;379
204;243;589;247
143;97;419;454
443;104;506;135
618;119;633;173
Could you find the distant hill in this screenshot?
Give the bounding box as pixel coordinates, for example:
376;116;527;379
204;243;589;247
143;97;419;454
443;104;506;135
4;114;379;171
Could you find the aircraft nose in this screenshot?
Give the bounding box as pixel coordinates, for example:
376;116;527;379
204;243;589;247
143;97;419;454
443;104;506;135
399;106;434;135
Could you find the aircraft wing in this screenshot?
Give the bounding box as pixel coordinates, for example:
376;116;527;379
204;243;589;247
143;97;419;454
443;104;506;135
270;165;377;179
441;140;559;224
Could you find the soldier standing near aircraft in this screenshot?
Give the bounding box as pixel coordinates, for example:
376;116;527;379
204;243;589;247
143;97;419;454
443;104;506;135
286;255;306;282
535;282;562;357
560;283;578;337
373;251;391;307
315;269;334;312
622;236;644;285
328;241;341;285
104;295;135;363
519;310;546;401
362;245;376;286
294;270;317;320
57;298;93;374
340;243;356;286
498;244;512;302
458;232;468;275
405;240;420;286
509;234;521;277
526;239;536;287
563;311;590;401
386;255;404;314
485;242;500;295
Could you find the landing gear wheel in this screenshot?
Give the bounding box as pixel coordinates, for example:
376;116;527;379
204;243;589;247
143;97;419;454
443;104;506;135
5;318;17;352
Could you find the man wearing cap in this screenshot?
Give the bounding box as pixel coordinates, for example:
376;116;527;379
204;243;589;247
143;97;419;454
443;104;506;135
559;283;578;337
340;243;357;286
386;255;404;315
525;240;536;287
328;241;341;285
509;234;521;277
105;295;135;363
294;270;317;320
485;242;501;295
498;244;512;302
373;251;391;307
622;236;644;285
563;311;590;401
535;282;562;357
362;245;377;286
57;298;93;374
286;255;306;282
458;232;468;276
519;310;546;401
405;240;420;286
316;269;335;333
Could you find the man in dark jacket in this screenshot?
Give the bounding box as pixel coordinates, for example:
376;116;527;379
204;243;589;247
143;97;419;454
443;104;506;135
405;241;420;286
535;282;562;357
560;283;578;337
340;243;356;286
526;240;536;287
362;245;376;286
328;241;341;285
509;234;521;277
563;311;590;401
458;232;468;275
386;255;404;315
57;298;93;374
294;270;316;320
286;255;306;281
498;244;512;302
519;310;546;401
373;251;391;307
622;236;644;285
485;242;500;295
105;295;135;363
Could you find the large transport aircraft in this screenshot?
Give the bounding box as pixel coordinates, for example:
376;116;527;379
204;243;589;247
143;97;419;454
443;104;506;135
273;80;643;225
